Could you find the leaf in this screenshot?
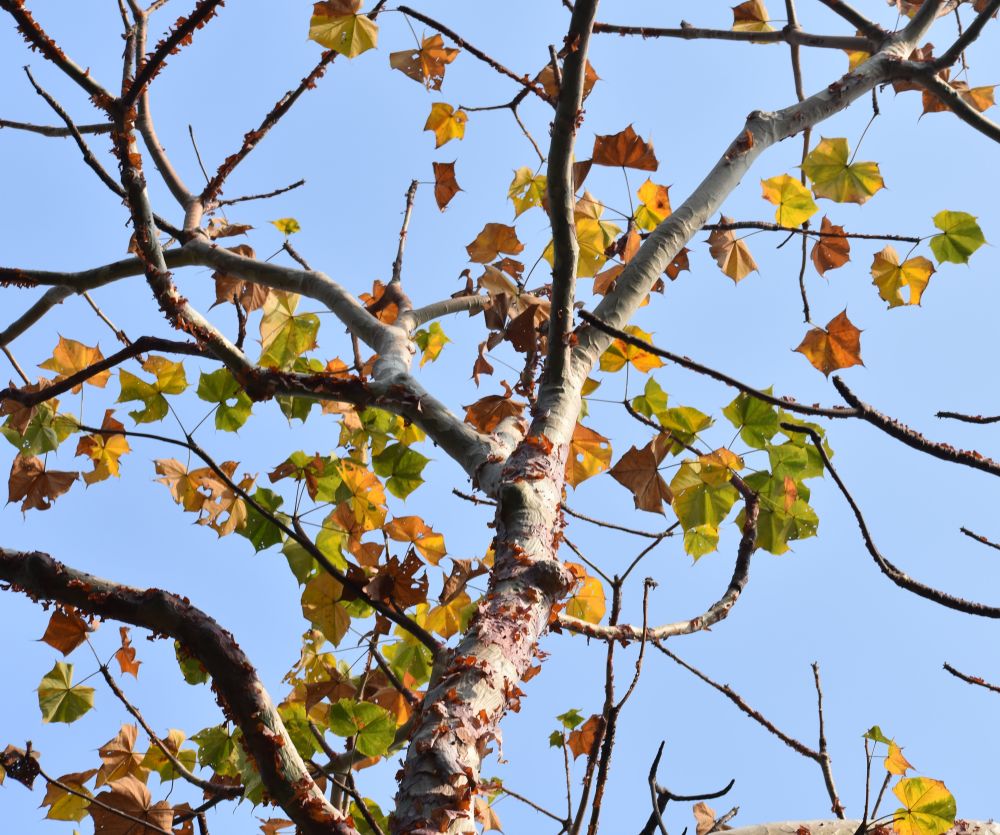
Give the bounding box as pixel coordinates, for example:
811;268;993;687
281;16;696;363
115;626;142;677
592;124;658;170
196;368;253;431
308;2;378;58
237;487;286;552
566;422;612;487
886;741;914;775
89;775;173;835
732;0;774;32
389;33;458;89
795;310;863;375
670;461;739;557
386;516;446;564
922;70;996;115
707;216;758;282
599;325;664;373
929;210;986;264
75;409;130;484
464;389;526;433
432;161;461;210
609;437;672;514
270;217;301;235
424;102;468;147
557;708;585;730
761;174;818;226
631;377;668;418
175;641;209;685
39;336;110;392
191;725;239;777
870;245;935;307
40;607;93;656
466;222;524;263
893;777;956;835
140;728;197;782
634;178;671;231
565;569;606;623
41;769;96;821
372;442;429;499
260;291;320;370
328;699;396;757
567;714;601;759
414;321;450;367
801;137;885;204
723;391;779;448
117;355;188;423
96;724;147;786
811;216;851;275
8;455;77;512
536;59;599;100
426;591;474;638
302;572;351;646
508;167;547;217
339;459;387;530
37;661;94;723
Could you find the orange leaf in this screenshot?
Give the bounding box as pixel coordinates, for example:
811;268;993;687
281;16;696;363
592;124;658;171
565;423;612;487
464;387;526;433
567;714;601;759
432;161;461;210
40;607;94;656
795;310;863;375
39;336;110;392
389;33;459;90
115;627;142;678
466;223;524;263
811;216;851;276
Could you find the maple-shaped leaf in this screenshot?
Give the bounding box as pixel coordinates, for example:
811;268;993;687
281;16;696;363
795;310;863;375
432;160;461;210
542;192;622;277
386;515;446;564
426;590;475;638
328;698;396;757
801;137;884;204
75;409;130;484
197;368;253;431
90;775;173;835
213;243;271;312
929;210;986;264
592;124;658;170
599;325;664;373
308;0;378;58
117;355;188;423
40;768;96;822
811;216;851;275
270;217;301;235
424;102;468;147
372;442;429;499
302;572;351;645
871;245;935;307
414;321;450;367
115;626;142;678
610;436;672;514
567;714;601;759
140;729;198;782
260;818;296;835
389;33;458;89
707;216;758;282
339;459;387;530
39;336;110;392
508;167;547;217
886;741;914;775
464;388;527;433
634;178;671;231
8;455;77;512
723;390;778;448
260;291;320;370
96;724;148;786
474;795;503;834
466;222;524;263
566;422;612;488
732;0;774;32
536;59;599;100
37;661;94;723
893;777;956;835
761;174;818;226
40;607;94;656
922;69;996;115
670;460;739;557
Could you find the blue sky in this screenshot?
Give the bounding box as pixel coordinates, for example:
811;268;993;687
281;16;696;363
2;1;1000;833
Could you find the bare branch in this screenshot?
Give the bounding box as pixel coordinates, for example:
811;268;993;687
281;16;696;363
814;0;885;39
702;219;921;243
215;177;306;207
812;662;845;818
936;410;1000;424
943;661;1000;695
959;526;1000;552
0;118;112;136
593;20;873;51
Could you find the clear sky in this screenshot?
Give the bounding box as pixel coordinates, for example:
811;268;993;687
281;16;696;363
2;2;1000;833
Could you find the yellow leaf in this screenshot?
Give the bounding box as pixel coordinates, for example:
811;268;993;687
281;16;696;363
386;516;446;564
339;459;386;530
270;217;301;235
599;325;664;373
75;410;130;485
871;246;935;308
308;2;378;58
634;178;671;231
389;33;458;90
893;777;956;835
425;591;474;638
424;102;468;148
565;423;611;487
39;336;110;392
761;174;818;226
565;566;606;623
886;741;913;775
508;167;547;217
732;0;774;32
801;137;885;204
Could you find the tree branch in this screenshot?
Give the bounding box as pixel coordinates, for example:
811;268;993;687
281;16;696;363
592;20;873;51
0;117;112;136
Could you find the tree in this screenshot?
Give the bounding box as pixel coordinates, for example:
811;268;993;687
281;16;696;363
2;0;1000;833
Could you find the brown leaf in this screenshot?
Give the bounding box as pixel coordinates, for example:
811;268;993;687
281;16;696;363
665;247;691;280
211;244;269;312
432;161;461;210
440;558;489;604
96;725;147;787
921;68;996;114
466;223;525;263
8;456;77;512
115;626;142;678
707;217;758;282
205;219;253;239
609;437;673;514
40;607;94;656
471;341;494;386
795;309;863;375
567;714;601;759
592;124;658;171
259;819;295;835
89;775;172;835
810;216;851;276
536;59;599;99
506;301;550;353
363;550;428;608
694;801;731;835
463;386;526;433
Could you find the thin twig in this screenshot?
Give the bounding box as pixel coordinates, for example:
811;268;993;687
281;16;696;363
0;118;112;136
943;662;1000;694
2;345;31;385
812;662;846;818
960;527;1000;552
216;178;306;207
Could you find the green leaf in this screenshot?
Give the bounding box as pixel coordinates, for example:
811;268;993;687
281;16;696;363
548;730;565;748
1;402;77;456
117;356;187;423
864;725;893;745
722;390;778;448
282;537;319;585
929;210;985;264
140;729;197;782
801;137;884;204
191;725;240;777
631;377;668;418
234;731;264;804
382;637;433;687
37;661;94;723
328;699;395;757
175;640;209;685
670;461;739;556
683;523;720;559
414;321;451;367
260;291;320;370
893;777;956;835
196;368;253;432
372;442;430;499
556;708;585;730
658;406;712;454
237;487;286;552
277;702;320;759
302;572;351;646
308;10;378;58
351;798;390;835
